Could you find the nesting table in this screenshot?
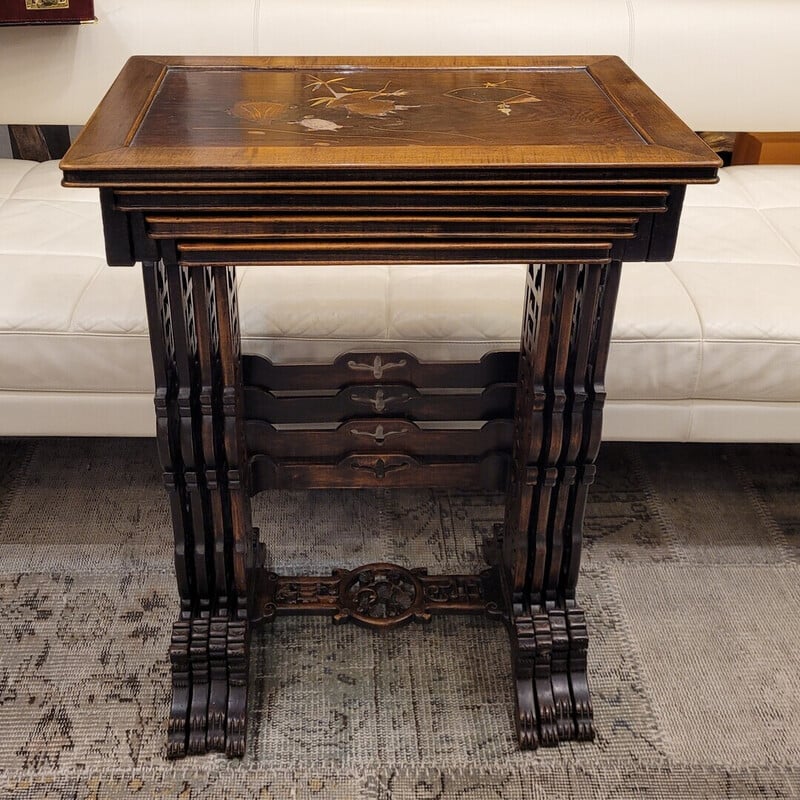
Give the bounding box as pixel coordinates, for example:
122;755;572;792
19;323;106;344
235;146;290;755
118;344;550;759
61;56;719;758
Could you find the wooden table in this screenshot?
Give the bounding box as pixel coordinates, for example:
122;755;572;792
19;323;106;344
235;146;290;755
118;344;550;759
61;56;719;758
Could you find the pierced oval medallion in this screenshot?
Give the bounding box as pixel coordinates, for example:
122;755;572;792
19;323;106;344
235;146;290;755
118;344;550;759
337;563;424;629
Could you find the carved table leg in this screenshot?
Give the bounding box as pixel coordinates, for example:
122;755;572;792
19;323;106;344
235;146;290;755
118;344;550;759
192;266;231;754
214;266;257;758
143;260;196;758
503;262;557;746
561;258;623;741
166;619;191;759
145;258;258;759
540;264;580;742
167;260;222;756
509;605;538;749
501;257;619;748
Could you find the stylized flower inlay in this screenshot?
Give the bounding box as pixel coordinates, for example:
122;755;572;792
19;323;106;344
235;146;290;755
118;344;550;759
446;80;542;116
305;75;419;119
229;100;288;122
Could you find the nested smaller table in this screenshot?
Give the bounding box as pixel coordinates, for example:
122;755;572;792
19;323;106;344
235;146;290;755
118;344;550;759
61;56;719;758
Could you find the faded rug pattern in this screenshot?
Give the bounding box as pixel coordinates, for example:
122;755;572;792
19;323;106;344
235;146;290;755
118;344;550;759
0;439;799;799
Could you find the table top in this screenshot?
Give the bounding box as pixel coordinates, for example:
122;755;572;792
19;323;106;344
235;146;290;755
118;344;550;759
61;56;719;187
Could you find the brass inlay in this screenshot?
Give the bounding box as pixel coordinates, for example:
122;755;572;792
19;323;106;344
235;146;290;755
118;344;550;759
26;0;69;9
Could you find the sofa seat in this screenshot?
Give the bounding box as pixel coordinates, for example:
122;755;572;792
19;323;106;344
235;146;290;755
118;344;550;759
1;159;799;441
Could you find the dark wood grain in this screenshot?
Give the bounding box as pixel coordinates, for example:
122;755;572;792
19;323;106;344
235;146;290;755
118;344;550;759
60;56;719;179
134;67;642;148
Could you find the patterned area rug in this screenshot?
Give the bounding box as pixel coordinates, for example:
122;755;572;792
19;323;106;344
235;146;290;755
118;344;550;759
0;438;799;799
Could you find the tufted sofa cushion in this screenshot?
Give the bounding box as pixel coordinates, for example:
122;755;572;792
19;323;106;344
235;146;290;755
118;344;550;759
1;160;799;441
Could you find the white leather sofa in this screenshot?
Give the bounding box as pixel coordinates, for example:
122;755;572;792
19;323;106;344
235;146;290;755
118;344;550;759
1;1;799;442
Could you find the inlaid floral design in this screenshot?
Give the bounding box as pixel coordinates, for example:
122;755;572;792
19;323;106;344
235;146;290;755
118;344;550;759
229;75;421;134
219;69;550;145
305;74;420;119
446;80;542;116
229;100;288;122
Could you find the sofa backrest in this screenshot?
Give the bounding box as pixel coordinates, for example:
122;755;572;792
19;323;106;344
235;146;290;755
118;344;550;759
1;0;799;131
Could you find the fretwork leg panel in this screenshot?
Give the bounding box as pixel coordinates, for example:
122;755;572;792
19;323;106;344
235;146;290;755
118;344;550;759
501;259;622;749
144;261;257;759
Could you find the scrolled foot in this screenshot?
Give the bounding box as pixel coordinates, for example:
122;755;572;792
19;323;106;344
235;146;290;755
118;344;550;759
573;694;596;741
187;721;207;754
225;619;250;759
532;610;559;747
514;677;539;750
551;675;575;741
166;619;192;759
187;617;211;755
206;617;229;752
566;605;595;741
549;608;576;741
206;717;227;753
535;692;559;747
508;611;539;749
165;614;253;758
226;715;247;758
